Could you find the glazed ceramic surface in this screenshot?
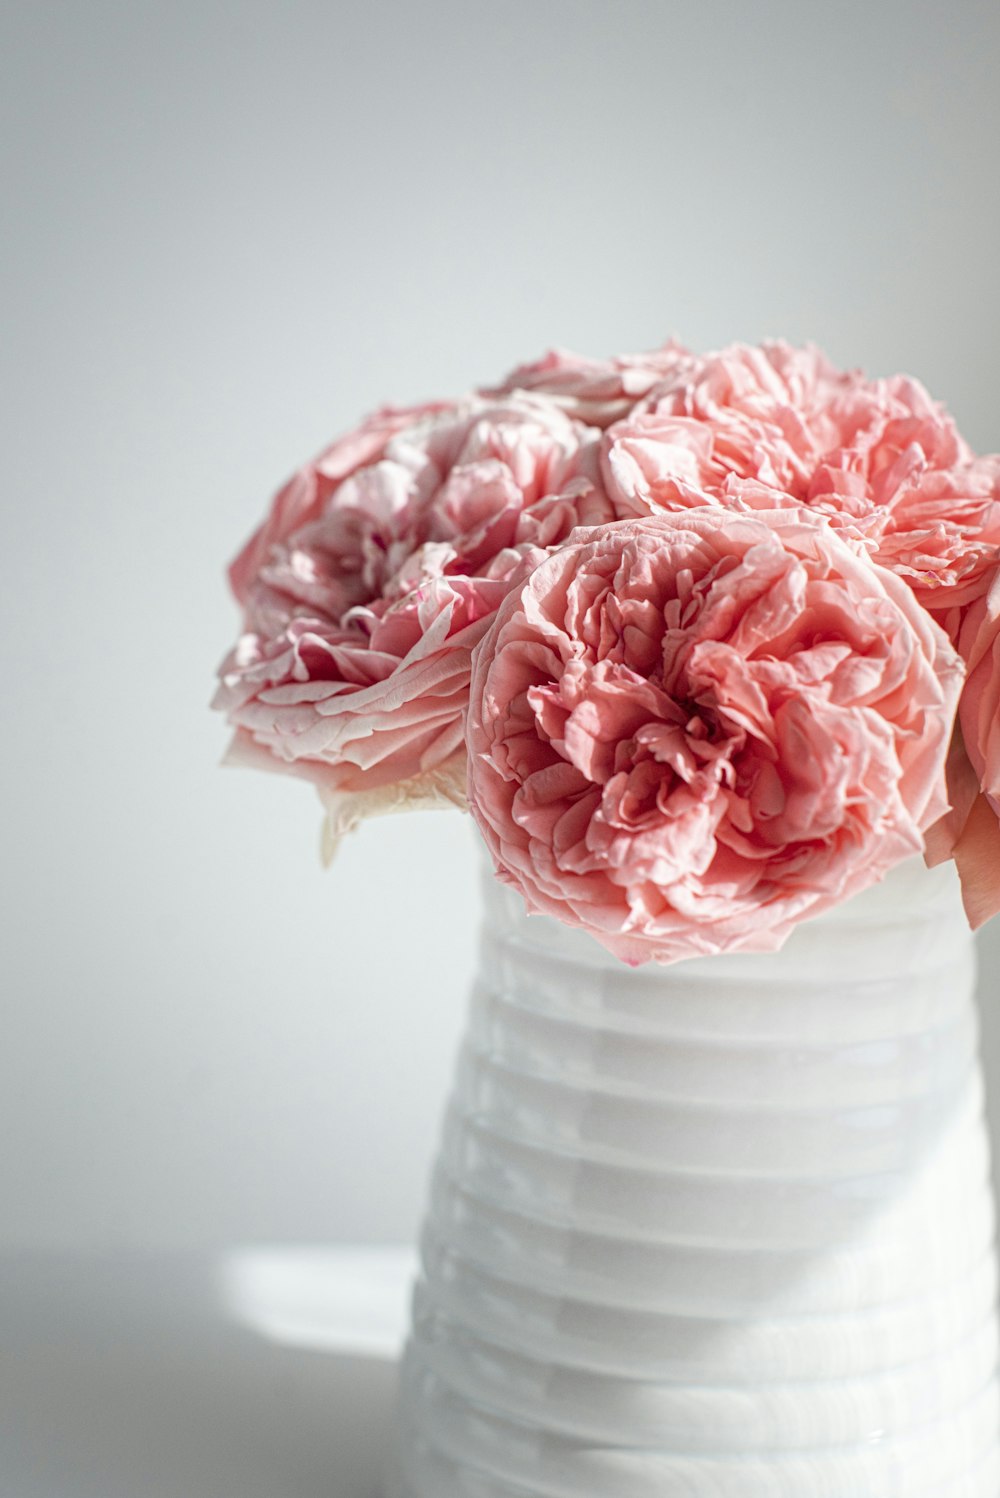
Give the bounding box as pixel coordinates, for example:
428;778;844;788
389;857;1000;1496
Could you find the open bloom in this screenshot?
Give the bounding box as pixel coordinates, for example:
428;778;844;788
213;394;612;846
602;341;1000;626
467;509;963;964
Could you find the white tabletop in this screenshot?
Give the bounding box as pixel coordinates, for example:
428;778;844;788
0;1248;416;1498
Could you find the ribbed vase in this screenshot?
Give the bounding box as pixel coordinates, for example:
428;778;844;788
388;857;1000;1496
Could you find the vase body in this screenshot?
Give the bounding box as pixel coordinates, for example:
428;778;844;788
388;857;1000;1496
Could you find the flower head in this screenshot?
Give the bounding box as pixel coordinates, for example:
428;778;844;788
214;395;613;846
602;341;1000;623
467;508;962;964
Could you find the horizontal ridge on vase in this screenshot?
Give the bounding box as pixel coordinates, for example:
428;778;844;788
387;856;1000;1498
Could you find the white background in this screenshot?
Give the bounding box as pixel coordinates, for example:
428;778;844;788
2;0;999;1251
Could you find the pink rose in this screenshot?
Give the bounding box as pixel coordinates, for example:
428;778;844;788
214;395;612;845
484;341;695;428
602;341;1000;624
467;509;962;964
927;567;1000;926
227;400;455;608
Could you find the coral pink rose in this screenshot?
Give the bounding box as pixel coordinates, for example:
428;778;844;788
928;567;1000;927
484;342;696;428
602;341;1000;625
214;394;613;847
467;509;962;964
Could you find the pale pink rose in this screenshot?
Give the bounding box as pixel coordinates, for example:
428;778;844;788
928;567;1000;926
603;341;1000;624
227;400;455;607
214;395;612;845
467;509;962;965
483;341;696;428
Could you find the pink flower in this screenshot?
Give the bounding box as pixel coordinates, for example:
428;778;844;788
214;394;612;846
927;566;1000;927
227;401;455;608
484;342;696;428
467;509;962;964
602;341;1000;624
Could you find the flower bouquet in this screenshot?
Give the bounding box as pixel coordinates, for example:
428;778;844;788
215;341;1000;1495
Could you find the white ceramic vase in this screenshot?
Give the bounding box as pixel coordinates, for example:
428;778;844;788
388;856;1000;1496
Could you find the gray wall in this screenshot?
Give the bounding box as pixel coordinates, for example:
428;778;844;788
2;0;998;1250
